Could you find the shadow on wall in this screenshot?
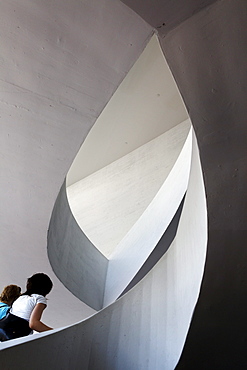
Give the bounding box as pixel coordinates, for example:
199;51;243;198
1;130;207;370
47;123;193;310
119;195;185;297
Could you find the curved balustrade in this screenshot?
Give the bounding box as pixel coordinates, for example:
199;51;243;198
103;124;192;306
47;121;192;310
48;181;108;310
3;0;238;367
0;131;207;369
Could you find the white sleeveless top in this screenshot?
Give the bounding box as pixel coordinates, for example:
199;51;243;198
10;294;47;321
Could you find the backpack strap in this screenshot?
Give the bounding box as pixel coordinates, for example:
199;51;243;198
0;313;32;339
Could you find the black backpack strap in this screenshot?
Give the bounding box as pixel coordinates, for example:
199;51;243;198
0;313;31;340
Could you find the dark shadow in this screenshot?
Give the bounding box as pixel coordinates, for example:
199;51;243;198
119;194;186;297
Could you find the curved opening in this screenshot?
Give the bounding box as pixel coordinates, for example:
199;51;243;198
66;35;189;258
47;35;194;310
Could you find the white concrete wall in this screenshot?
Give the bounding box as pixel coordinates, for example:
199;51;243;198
67;119;191;258
0;0;153;327
66;36;188;185
48;181;108;310
0;131;207;370
48;121;191;309
103;124;192;305
0;0;208;367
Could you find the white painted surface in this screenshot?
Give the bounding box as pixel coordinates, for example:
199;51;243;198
0;0;153;328
67;35;188;185
48;120;191;309
0;131;207;370
103;125;192;306
0;0;208;367
48;181;108;310
67;119;191;257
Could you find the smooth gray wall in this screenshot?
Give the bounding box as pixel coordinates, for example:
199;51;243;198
0;0;153;328
158;1;247;368
48;181;108;310
121;0;217;36
120;0;247;366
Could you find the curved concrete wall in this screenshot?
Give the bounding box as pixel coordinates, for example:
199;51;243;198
67;120;190;258
48;122;192;310
3;0;243;367
103;126;192;306
119;194;185;297
0;132;207;370
0;0;152;328
48;181;108;310
66;35;188;185
158;1;247;367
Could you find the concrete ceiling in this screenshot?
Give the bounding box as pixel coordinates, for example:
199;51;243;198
121;0;218;36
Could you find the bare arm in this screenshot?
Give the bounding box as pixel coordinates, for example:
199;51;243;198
29;303;53;332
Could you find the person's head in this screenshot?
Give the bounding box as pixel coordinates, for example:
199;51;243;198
0;285;21;306
24;273;53;297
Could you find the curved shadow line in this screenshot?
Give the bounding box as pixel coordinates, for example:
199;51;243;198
119;194;185;297
47;181;108;310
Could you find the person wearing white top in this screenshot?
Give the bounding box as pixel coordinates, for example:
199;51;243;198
0;273;53;341
11;294;47;321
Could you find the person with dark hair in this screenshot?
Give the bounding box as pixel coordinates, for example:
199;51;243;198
0;285;21;320
0;273;53;341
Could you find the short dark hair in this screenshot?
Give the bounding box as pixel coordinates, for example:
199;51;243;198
24;273;53;297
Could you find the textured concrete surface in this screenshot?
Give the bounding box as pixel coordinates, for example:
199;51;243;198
103;126;192;306
121;0;217;36
159;1;247;367
119;1;247;366
1;0;245;368
67;120;190;258
0;0;152;328
0;132;207;370
48;122;191;309
48;181;108;310
66;35;188;185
